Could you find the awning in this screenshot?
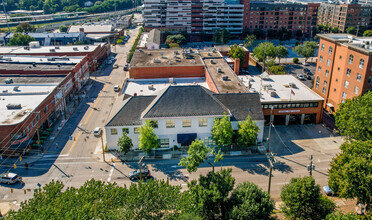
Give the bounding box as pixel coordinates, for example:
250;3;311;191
177;133;197;146
326;103;334;108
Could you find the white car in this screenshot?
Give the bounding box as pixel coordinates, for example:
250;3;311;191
297;74;305;80
93;127;102;137
114;85;120;92
323;185;333;196
0;173;22;184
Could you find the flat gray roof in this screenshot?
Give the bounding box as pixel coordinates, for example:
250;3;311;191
0;44;103;55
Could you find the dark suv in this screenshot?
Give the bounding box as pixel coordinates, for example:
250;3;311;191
129;169;151;180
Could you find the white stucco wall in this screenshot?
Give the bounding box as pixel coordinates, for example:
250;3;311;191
146;42;159;49
105;117;264;150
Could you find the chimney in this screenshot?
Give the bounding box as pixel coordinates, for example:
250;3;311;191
234;58;240;75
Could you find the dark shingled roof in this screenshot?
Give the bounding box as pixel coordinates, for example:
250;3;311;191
142;86;230;118
106;96;156;126
213;93;264;121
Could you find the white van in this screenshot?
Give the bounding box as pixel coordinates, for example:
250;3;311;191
114;85;120;92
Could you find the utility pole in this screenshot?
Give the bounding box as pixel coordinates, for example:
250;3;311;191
267;151;276;195
262;30;268;72
267;105;274;152
1;0;10;33
307;155;315;176
139;156;144;181
100;132;105;162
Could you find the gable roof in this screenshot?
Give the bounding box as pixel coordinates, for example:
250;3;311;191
213;93;264;121
147;29;161;45
106;95;156;127
142;85;230;118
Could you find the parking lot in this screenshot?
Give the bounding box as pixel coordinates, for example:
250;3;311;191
283;63;316;88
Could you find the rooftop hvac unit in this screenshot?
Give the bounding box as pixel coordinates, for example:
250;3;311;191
270;91;277;97
153;58;161;63
160;52;164;56
148;85;154;90
208;52;211;56
13;86;19;91
174;51;178;55
217;67;222;73
148;53;152;56
139;49;143;52
5;78;13;84
47;57;55;61
210;60;214;64
24;46;30;50
55;46;60;49
6;103;21;109
169;78;174;84
5;58;11;61
2;90;8;93
84;46;89;50
289;82;296;88
49;49;56;52
73;47;78;51
222;75;228;81
169;61;172;65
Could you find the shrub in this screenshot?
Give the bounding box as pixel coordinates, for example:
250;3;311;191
269;65;286;75
293;57;299;63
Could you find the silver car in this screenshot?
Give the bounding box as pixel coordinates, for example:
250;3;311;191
0;173;22;184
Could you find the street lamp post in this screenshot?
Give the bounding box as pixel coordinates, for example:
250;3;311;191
267;105;274;152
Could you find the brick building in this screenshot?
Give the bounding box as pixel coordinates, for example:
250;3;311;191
313;34;372;112
0;75;74;156
0;43;110;72
243;0;320;37
317;3;372;33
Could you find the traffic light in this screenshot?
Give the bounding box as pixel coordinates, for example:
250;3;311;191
307;165;310;171
13;164;17;169
312;164;315;170
19;156;22;162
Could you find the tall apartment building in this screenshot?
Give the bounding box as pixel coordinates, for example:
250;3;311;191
143;0;244;34
317;3;371;32
243;0;319;36
313;34;372;112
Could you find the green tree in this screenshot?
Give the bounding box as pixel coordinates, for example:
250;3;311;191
139;120;159;154
221;28;230;44
332;27;340;33
294;41;318;62
280;176;336;220
269;65;286;75
253;42;277;62
168;42;180;48
15;22;35;32
59;25;68;32
166;34;186;45
335;92;372;141
346;26;357;35
237;115;260;147
186;168;235;219
211;114;233;149
275;45;289;64
363;30;372;37
229;181;274;219
326;211;363;220
117;132;132;155
328;140;372;212
213;30;222;44
228;44;245;67
244;34;256;48
8;33;35;46
179;139;223;173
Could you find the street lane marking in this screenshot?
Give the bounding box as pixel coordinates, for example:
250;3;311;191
67;131;81;155
83;76;112;125
107;163;115;182
43;154;69;158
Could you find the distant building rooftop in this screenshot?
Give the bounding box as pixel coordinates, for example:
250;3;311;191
0;44;102;55
5;32;81;39
318;34;372;55
0;76;64;125
130;49;204;68
239;74;324;103
68;24;114;33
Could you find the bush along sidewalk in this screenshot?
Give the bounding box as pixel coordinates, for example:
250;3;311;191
127;27;144;63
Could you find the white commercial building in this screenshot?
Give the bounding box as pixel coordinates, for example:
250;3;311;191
105;85;264;150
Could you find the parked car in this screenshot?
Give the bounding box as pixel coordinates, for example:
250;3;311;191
297;74;305;80
124;64;129;71
113;64;118;69
323;185;333;196
129;169;151;180
0;173;22;184
114;85;120;92
307;75;312;80
303;68;312;75
93;127;102;137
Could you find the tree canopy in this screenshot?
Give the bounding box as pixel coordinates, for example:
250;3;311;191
346;27;357;35
166;34;186;46
8;33;35;46
228;44;245;67
237;115;260;147
179;139;223;173
328;140;372;212
15;22;35;33
59;25;68;33
280;176;336;220
253;42;277;62
229;181;274;219
117;132;132;154
213;28;230;44
244;34;256;48
275;45;289;64
211;114;233;148
335;92;372;141
139;120;159;154
363;30;372;37
294;41;318;62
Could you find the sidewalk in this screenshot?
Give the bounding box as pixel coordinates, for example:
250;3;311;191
1;82;94;167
